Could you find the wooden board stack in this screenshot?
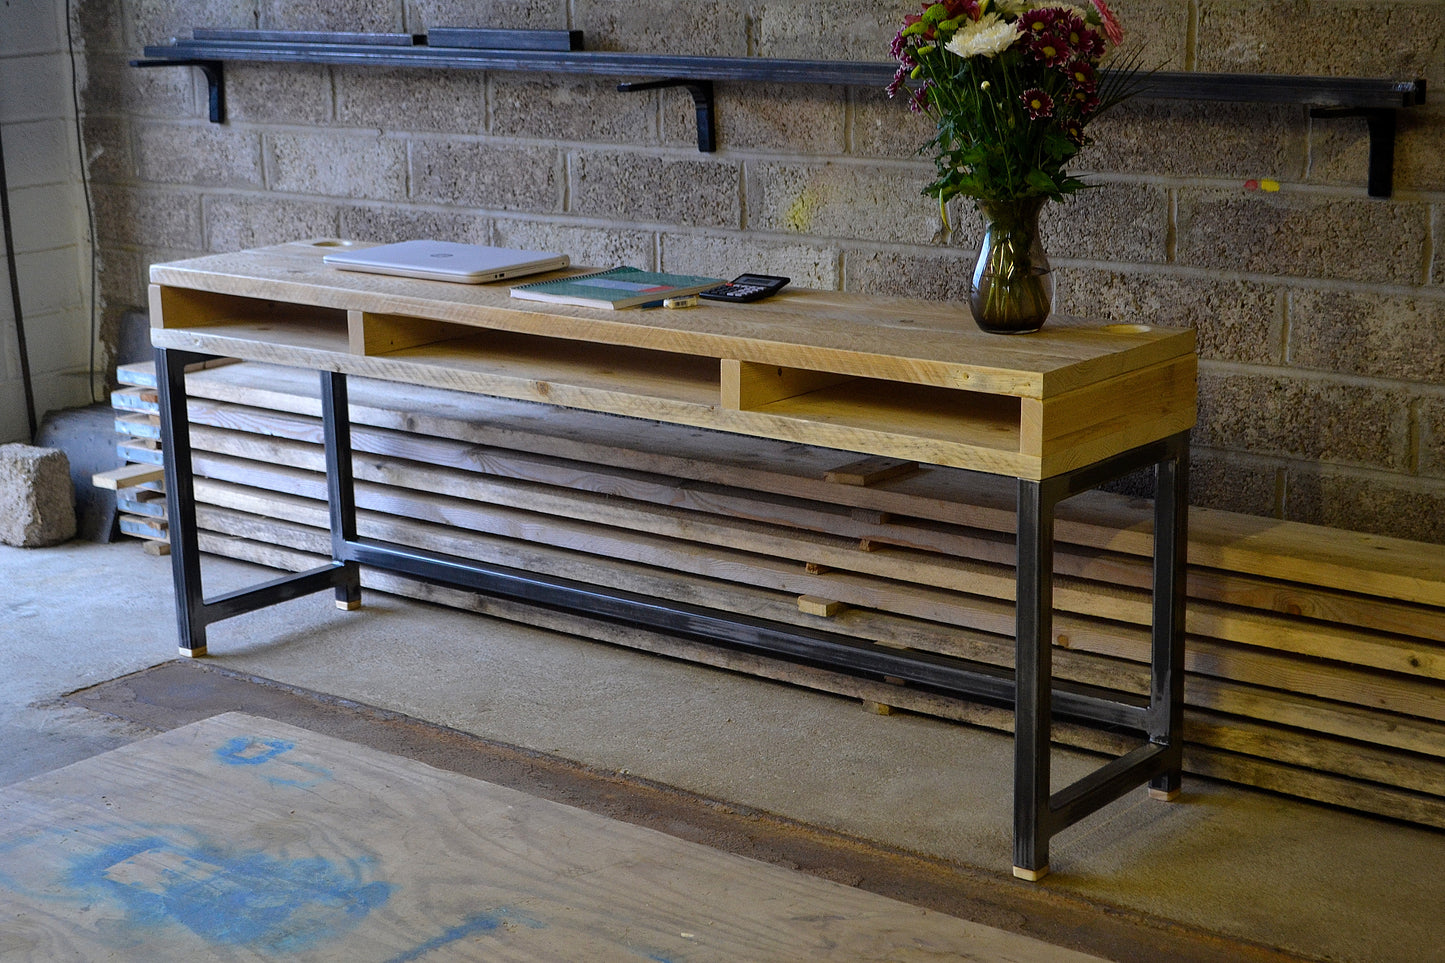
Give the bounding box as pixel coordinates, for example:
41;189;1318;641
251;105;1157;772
110;358;1445;829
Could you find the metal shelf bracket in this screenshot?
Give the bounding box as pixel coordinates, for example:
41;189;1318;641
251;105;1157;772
132;58;226;123
617;78;716;152
1310;106;1398;198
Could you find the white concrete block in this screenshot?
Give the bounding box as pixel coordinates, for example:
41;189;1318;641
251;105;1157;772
0;54;73;124
0;119;75;188
0;443;76;547
0;0;63;57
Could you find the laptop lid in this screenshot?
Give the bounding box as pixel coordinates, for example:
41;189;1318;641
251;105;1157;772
323;240;569;284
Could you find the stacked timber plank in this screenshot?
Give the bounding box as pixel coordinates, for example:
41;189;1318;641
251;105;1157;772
95;376;169;552
121;358;1445;829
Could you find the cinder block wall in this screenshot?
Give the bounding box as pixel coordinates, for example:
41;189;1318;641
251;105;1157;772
72;0;1445;543
0;0;95;443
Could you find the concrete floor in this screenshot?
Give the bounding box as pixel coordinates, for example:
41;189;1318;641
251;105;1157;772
5;539;1445;962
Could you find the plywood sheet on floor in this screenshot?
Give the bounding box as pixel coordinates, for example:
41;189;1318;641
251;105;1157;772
0;713;1101;962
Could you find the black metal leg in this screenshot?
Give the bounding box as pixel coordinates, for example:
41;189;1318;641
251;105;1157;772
1148;435;1190;797
321;370;362;610
156;346;212;656
1014;477;1057;880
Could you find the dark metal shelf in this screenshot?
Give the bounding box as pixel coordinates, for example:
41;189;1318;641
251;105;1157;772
134;34;1427;196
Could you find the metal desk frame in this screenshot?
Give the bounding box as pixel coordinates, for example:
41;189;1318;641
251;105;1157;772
157;345;1188;880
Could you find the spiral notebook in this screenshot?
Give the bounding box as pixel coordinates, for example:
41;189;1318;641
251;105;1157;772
510;266;722;309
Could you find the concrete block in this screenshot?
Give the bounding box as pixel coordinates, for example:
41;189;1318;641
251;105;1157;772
80;116;132;185
572;0;747;55
411;141;562;212
269;131;409;201
405;0;563;32
663;84;845;153
1419;398;1445;479
0;54;71;123
137;123;264;187
572;152;739;228
202;195;339;252
1056;268;1282;364
1186;450;1281;519
80;53;196;118
227;64;333;126
1175;190;1430;285
96;246;147;316
661;233;840;291
339;206;489;246
747;161;937;243
491;220;655;270
1195;368;1414;472
754;0;897;60
2;0;63;56
1103;0;1191;69
70;0;125;59
14;249;83;319
1043;185;1169;265
1285;466;1445;546
1197;0;1445;84
1288;289;1445;383
127;0;257;58
338;68;482;134
851;88;934;161
91;184;202;248
1;119;71;189
1306;105;1445;193
844;248;973;302
1084;100;1306;181
260;0;402;32
0;444;77;547
491;76;654;144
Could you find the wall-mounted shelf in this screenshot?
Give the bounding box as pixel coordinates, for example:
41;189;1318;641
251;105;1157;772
134;31;1427;197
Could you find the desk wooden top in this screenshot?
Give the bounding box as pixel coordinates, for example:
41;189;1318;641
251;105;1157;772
150;240;1196;479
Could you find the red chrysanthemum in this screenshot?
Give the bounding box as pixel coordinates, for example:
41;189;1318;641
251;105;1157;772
1066;60;1098;91
1027;31;1072;67
1018;8;1058;35
1021;88;1055;119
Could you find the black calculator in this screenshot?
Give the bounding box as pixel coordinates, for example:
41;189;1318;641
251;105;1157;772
699;274;790;303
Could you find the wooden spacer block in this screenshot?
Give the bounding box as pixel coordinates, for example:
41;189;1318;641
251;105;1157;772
862;700;895;716
92;463;165;490
1012;864;1050;882
178;646;207;658
798;595;844;617
142;540;171;557
336;599;363;611
804;561;831;575
1149;787;1182;802
824;456;921;487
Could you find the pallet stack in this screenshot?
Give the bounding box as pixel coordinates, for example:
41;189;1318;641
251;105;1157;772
93;371;169;553
114;358;1445;828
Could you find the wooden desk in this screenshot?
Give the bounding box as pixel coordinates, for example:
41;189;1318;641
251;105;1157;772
150;240;1196;879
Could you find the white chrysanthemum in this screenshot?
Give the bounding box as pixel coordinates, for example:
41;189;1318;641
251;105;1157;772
944;14;1018;59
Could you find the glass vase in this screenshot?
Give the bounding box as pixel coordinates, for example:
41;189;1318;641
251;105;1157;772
969;197;1053;335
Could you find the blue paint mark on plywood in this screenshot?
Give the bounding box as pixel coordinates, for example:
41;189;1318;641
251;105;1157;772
3;823;392;955
216;735;334;789
385;908;544;962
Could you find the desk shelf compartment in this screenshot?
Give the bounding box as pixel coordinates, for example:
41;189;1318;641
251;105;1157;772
150;285;350;358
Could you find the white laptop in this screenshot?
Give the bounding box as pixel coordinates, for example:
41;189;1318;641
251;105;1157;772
323;239;569;284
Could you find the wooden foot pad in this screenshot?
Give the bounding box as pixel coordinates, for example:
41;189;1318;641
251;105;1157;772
336;599;363;611
1149;787;1182;801
1012;864;1050;882
178;646;207;658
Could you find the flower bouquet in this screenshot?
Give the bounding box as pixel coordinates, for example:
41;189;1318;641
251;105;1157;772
888;0;1141;332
